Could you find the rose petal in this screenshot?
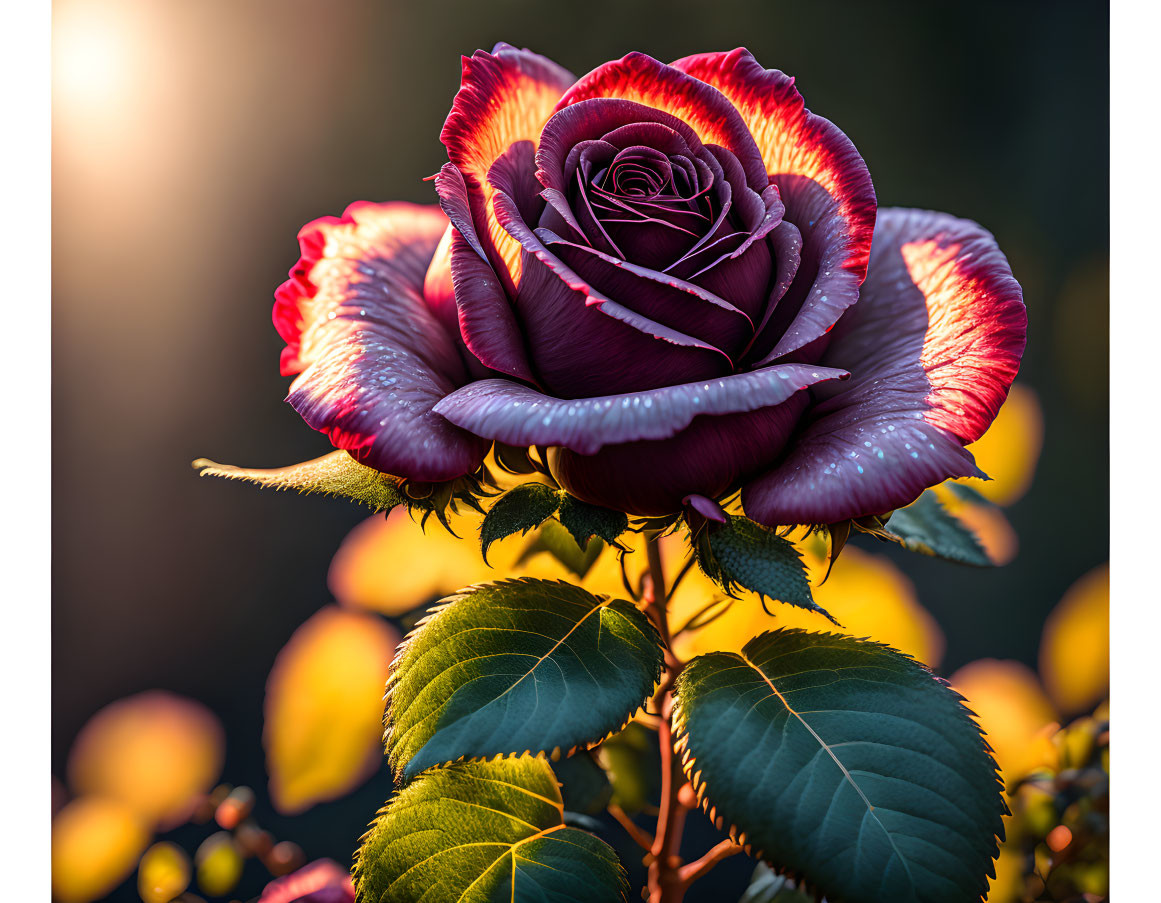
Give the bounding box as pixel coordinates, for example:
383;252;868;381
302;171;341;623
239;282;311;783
557;52;770;192
277;202;491;481
441;43;575;288
434;163;536;381
673;49;877;361
742;208;1026;525
491;160;732;395
549;400;810;516
432;363;847;454
543;231;755;357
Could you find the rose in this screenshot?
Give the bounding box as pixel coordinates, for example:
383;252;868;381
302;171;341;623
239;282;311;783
273;44;1025;524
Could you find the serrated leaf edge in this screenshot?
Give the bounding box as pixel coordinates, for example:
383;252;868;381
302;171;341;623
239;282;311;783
669;628;1007;903
383;578;665;784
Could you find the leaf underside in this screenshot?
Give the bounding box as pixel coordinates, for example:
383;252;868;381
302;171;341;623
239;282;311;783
672;629;1005;903
354;757;628;903
695;515;835;623
877;490;992;566
385;578;665;780
553;749;614;816
193;450;405;512
739;863;814;903
518;518;603;578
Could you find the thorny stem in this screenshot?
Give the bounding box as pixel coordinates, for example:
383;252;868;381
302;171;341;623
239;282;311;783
677;838;743;885
635;534;741;900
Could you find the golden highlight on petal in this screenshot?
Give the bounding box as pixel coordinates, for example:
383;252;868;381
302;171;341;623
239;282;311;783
52;797;150;903
264;606;400;814
67;691;224;830
1039;564;1109;714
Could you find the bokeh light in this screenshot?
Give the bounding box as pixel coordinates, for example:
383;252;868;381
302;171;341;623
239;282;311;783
137;841;191;903
66;690;224;829
958;382;1044;506
264;606;399;814
1040;563;1110;714
670;545;945;668
949;659;1058;782
51;796;150;903
329;508;519;615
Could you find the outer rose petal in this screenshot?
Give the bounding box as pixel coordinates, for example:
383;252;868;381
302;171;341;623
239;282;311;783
274;202;490;482
441;43;575;288
549;399;810;516
556;52;770;192
742;208;1026;526
672;49;877;362
434;163;535;381
432;363;847;454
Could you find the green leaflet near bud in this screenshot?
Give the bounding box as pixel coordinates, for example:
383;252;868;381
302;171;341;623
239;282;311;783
518;518;604;578
557;494;629;549
479;483;561;562
860;489;993;567
354;757;627;903
192;451;405;512
693;514;836;624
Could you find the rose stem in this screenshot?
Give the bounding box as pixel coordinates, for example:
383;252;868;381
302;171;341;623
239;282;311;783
643;532;690;903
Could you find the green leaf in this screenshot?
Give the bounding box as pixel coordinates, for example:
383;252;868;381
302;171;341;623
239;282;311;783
480;483;561;562
672;629;1005;903
354;756;628;903
694;515;835;624
553;750;613;816
877;490;992;566
518;518;604;578
738;864;813;903
193;450;405;512
557;494;629;548
385;578;665;781
598;722;662;815
946;481;994;506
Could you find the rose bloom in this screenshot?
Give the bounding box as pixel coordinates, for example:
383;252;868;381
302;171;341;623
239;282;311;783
273;45;1025;523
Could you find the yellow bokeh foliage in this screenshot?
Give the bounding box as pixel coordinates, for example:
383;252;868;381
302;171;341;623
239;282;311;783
949;659;1058;782
669;536;945;669
264;605;400;814
51;796;149;903
329;507;525;615
137;841;191;903
1039;563;1109;714
959;382;1044;506
195;831;244;896
66;690;224;829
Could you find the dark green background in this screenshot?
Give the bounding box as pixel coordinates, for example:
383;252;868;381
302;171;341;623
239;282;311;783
52;0;1108;899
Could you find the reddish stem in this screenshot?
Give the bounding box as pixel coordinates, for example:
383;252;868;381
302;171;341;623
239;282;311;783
643;534;689;903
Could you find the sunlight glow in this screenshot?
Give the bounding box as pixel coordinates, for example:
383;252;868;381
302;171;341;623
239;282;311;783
55;5;136;113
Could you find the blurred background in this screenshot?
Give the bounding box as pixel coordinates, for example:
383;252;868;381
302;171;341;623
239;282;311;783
52;0;1109;900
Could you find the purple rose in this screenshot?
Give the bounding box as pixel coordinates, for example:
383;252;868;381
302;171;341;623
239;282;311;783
274;45;1025;523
